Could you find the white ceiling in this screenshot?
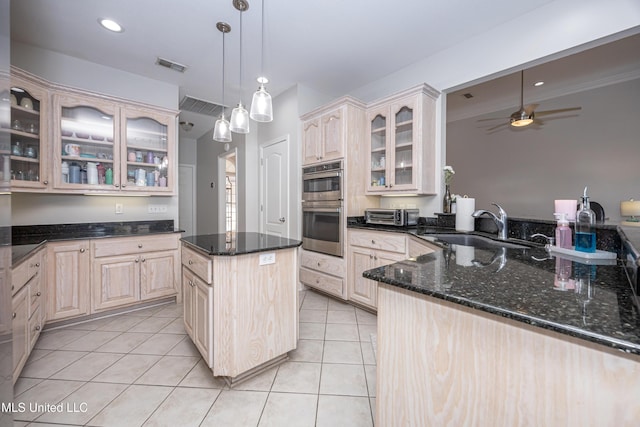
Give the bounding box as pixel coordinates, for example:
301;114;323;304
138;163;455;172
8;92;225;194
10;0;560;138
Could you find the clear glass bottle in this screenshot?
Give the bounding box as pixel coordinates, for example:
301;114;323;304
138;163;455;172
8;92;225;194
575;187;596;252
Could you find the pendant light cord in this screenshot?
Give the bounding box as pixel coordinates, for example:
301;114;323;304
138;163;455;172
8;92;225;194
260;0;264;77
239;9;243;100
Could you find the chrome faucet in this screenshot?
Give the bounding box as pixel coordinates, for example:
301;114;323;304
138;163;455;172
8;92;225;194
472;203;508;240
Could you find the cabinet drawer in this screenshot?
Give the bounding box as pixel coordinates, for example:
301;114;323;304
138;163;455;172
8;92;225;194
349;230;406;254
12;250;42;296
182;245;212;284
300;267;345;299
300;250;345;278
93;234;179;258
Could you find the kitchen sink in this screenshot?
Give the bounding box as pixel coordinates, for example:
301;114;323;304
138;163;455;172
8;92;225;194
426;233;531;249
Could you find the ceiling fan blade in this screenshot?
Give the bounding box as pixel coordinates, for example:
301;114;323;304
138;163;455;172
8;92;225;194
535;107;582;117
477;116;508;122
486;122;509;131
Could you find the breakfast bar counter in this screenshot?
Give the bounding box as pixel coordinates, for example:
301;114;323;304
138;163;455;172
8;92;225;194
362;229;640;425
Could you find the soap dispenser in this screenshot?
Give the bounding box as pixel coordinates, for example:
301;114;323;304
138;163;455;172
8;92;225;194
553;212;572;249
575;186;596;252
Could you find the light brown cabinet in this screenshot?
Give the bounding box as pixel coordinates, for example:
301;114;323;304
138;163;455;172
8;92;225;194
302;106;346;165
182;266;214;367
366;84;439;195
347;230;438;310
299;249;346;299
92;234;179;312
8;69;49;190
52;92;176;194
12;246;45;383
46;240;90;322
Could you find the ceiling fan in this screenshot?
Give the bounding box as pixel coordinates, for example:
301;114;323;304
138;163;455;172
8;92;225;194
478;70;582;132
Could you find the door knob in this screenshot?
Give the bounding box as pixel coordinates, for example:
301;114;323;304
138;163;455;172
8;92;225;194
279;217;286;223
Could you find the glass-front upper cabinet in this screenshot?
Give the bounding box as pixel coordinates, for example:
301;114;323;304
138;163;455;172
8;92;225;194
366;85;438;195
8;75;48;189
52;94;118;191
121;106;175;193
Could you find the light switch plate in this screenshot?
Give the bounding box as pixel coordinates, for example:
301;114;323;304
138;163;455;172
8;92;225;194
259;253;275;265
115;203;124;214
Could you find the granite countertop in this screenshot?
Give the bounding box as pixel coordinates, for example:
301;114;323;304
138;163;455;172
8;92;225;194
352;222;640;355
181;232;302;256
12;220;181;264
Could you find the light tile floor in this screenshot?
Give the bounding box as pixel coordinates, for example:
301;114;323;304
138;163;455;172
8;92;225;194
13;290;377;426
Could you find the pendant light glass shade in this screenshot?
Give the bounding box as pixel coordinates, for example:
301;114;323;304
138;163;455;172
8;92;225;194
250;80;273;122
230;102;250;133
230;0;250;133
213;114;232;142
214;21;232;143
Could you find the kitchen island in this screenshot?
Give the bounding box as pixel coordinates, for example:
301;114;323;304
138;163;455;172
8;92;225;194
180;232;302;385
362;229;640;426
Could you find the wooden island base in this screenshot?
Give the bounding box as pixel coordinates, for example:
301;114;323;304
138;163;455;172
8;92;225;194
180;233;301;385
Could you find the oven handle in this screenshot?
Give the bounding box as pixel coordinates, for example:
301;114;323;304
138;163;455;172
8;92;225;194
302;206;342;213
303;170;342;180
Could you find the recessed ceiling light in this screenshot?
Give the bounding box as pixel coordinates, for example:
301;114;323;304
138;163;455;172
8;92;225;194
534;81;544;87
98;18;124;33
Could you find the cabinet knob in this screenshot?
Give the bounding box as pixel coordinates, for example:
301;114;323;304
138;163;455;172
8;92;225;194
12;313;16;319
35;262;40;267
135;258;140;263
35;325;41;331
374;256;378;260
141;258;146;263
43;180;48;185
138;244;143;248
36;291;41;297
115;184;120;188
80;248;86;253
122;184;127;188
188;260;193;265
371;240;375;244
317;261;321;267
369;254;373;259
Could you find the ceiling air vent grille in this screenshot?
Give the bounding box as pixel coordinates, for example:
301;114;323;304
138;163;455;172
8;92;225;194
179;95;225;117
156;57;188;73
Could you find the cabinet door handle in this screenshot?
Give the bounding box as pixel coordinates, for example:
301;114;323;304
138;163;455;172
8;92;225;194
188;260;193;265
115;184;120;188
135;258;140;263
12;313;16;319
80;248;86;253
43;180;48;185
317;261;321;267
122;184;127;188
141;258;146;262
371;240;375;244
35;263;40;267
36;292;41;297
138;244;143;248
35;325;41;331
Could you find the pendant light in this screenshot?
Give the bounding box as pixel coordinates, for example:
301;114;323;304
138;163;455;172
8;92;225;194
213;21;232;143
250;0;273;122
230;0;250;134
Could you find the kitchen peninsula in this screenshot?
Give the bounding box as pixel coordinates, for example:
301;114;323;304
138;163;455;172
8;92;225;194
180;232;301;385
362;227;640;426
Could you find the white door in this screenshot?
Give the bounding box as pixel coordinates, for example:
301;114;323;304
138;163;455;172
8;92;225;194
260;137;290;238
178;164;196;236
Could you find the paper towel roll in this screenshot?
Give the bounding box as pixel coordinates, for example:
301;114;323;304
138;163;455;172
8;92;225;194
456;245;475;267
554;199;577;221
456;197;475;232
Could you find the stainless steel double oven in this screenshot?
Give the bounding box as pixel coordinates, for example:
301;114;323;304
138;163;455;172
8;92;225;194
302;161;343;257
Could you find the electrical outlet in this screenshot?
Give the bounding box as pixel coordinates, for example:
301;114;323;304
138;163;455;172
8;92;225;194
115;203;124;214
259;253;275;265
148;204;168;214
